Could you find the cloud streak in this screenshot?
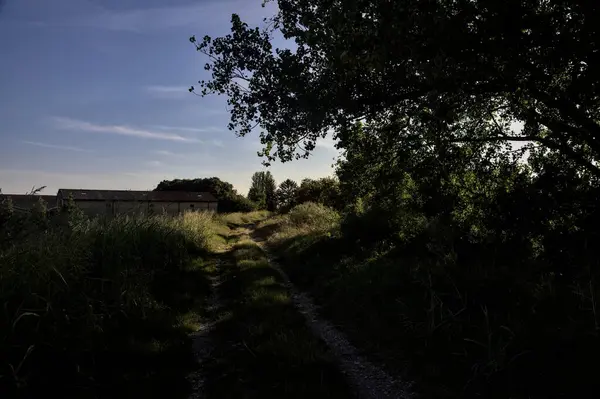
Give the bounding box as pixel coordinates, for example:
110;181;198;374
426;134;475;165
152;125;223;133
146;85;189;93
145;85;191;99
21;140;93;153
53;117;202;143
315;132;340;151
154;150;178;157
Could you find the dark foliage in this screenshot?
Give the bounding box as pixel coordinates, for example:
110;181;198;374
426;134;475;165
296;178;343;211
275;178;298;212
0;202;216;398
155;177;255;212
193;1;600;397
247;171;277;211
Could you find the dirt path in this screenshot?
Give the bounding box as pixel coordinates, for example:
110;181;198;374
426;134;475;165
186;249;227;399
186;224;412;399
251;227;413;399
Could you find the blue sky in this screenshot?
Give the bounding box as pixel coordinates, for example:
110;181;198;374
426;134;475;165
0;0;339;195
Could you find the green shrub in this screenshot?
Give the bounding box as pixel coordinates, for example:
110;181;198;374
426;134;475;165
219;194;258;213
287;202;340;230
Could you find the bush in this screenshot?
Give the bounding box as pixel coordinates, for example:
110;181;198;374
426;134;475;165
219;194;258;213
269;171;600;398
287;202;340;230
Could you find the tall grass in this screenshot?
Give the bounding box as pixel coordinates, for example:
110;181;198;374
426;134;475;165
257;202;339;244
0;210;220;397
218;210;271;227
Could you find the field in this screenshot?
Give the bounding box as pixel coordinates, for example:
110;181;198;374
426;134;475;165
3;200;600;399
0;206;354;398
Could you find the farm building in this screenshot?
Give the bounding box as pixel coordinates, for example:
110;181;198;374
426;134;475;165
56;189;218;216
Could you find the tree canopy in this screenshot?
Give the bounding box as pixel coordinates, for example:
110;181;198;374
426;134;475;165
275;178;298;211
155;177;255;212
190;2;600;397
247;171;277;211
191;0;600;176
296;177;342;211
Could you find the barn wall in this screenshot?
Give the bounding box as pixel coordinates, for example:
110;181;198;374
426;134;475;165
150;202;180;216
68;200;219;217
179;201;212;212
74;201;111;216
114;201;148;216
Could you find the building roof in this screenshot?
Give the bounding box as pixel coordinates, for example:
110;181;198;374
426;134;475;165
57;189;218;202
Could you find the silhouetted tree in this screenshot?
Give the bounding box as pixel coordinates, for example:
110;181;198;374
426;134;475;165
275;179;298;212
248;171;277;211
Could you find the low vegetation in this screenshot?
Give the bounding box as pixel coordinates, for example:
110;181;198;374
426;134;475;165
0;201;223;398
191;1;600;397
218;210;271;228
199;227;351;398
264;201;600;398
1;200;349;398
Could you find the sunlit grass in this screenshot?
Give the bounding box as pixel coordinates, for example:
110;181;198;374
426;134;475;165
219;210;271;227
200;232;350;398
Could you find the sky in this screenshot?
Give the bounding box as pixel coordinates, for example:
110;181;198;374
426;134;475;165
0;0;339;195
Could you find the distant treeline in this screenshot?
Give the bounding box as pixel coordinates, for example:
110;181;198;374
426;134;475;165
154;175;343;214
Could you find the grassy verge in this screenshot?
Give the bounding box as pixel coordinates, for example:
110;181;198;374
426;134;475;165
200;228;352;399
0;211;223;398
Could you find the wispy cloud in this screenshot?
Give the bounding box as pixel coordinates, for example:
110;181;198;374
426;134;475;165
152;148;222;161
315;132;339;151
21;140;93;153
146;85;188;93
151;126;225;147
53;117;202;143
154;150;177;157
152;125;223;133
145;85;190;99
